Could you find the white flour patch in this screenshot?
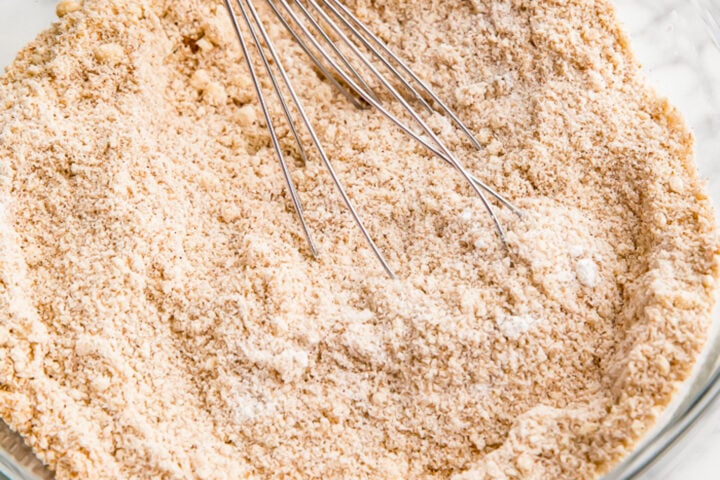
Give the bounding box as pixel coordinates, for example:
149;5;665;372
497;314;538;340
576;258;600;288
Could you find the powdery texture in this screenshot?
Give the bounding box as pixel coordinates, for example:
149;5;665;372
0;0;718;479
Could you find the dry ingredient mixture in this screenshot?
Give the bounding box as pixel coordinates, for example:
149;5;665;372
1;0;719;478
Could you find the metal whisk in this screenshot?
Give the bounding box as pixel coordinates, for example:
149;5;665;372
221;0;522;278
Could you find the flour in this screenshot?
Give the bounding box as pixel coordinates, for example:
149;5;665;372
497;314;538;341
576;258;600;289
0;0;718;479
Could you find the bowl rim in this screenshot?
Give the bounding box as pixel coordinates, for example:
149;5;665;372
602;363;720;479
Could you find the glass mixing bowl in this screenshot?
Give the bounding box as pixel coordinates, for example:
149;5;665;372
1;0;719;478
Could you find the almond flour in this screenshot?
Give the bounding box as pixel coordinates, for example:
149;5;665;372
0;0;718;479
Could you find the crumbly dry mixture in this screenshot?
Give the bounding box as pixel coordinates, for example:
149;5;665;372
0;0;718;478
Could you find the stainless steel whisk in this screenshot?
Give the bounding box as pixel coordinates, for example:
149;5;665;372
221;0;522;278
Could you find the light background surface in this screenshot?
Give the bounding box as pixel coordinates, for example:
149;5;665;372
1;0;719;478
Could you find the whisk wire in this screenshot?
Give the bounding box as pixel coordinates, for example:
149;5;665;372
266;3;367;109
234;0;312;172
292;0;381;104
323;0;485;151
286;0;508;241
269;1;441;153
239;2;313;169
317;0;435;114
224;0;522;275
268;3;516;216
222;0;318;257
239;0;397;277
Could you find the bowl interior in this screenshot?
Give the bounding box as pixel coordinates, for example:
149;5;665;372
1;1;720;479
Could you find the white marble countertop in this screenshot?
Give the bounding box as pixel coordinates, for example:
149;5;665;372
1;0;719;479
